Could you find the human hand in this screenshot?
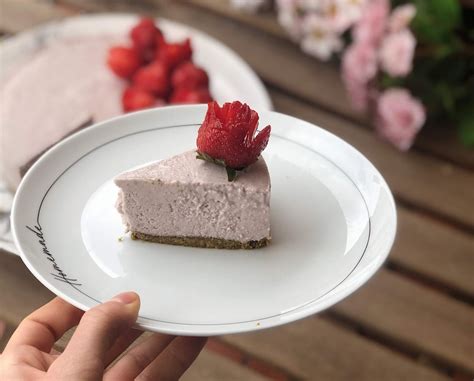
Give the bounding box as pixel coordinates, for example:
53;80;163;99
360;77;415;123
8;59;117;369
0;293;206;380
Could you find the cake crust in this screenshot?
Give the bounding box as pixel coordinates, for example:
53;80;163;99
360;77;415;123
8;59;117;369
131;231;269;250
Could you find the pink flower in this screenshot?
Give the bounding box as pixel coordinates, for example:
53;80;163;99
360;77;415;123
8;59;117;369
326;0;367;32
353;0;389;45
297;0;329;12
379;29;416;77
300;14;343;60
342;41;378;83
376;88;426;150
342;41;378;111
344;79;370;111
276;0;303;39
389;4;416;32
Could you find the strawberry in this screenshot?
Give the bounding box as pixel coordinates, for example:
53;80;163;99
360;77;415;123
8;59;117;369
196;101;271;172
171;62;209;90
170;87;212;104
132;61;170;97
156;38;192;68
107;46;142;79
122;86;156;112
130;18;164;63
155;33;166;49
130;17;162;51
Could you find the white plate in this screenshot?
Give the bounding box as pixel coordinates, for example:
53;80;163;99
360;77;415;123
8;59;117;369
0;13;272;109
11;105;396;336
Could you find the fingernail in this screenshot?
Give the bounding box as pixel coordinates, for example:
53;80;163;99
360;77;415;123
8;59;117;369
111;291;138;305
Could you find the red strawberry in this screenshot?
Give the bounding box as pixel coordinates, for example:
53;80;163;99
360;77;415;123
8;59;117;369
107;46;142;79
122;87;156;112
155;33;166;48
171;62;209;90
170;87;212;104
132;61;170;97
156;38;192;68
196;101;271;169
130;17;162;51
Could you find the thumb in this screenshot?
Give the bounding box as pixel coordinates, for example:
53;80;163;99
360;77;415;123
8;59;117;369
50;292;140;380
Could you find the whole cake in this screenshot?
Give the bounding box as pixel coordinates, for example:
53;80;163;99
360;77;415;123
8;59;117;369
0;37;125;189
115;101;272;249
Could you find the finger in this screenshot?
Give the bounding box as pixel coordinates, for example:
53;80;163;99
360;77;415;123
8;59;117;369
50;292;140;379
137;336;207;381
105;333;174;380
104;327;143;366
4;298;83;353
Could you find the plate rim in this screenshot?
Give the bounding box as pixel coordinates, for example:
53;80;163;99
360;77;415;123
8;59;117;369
11;105;397;335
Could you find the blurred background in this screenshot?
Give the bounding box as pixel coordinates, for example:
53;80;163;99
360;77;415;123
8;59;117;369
0;0;473;380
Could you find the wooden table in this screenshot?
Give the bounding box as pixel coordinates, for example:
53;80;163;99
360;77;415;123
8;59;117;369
1;1;473;380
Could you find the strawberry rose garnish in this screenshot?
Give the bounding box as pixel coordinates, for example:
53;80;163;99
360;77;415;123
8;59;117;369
196;101;271;181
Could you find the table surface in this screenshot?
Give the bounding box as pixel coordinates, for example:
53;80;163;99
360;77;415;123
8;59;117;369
1;1;473;380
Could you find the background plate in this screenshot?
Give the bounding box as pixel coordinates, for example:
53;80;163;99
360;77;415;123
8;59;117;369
0;13;272;109
0;13;272;255
11;105;396;336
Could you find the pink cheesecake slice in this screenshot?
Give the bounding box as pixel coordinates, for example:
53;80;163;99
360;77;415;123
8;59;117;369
115;150;271;249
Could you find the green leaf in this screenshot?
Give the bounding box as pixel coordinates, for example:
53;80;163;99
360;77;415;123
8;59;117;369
225;167;238;182
380;74;405;89
412;0;461;44
196;151;226;167
459;116;474;146
196;151;242;182
457;101;474;147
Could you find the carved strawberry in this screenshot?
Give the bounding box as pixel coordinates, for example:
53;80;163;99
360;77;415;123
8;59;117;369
169;87;212;104
132;61;170;97
130;17;163;62
122;86;156;112
156;38;192;68
107;46;142;79
196;101;271;181
171;62;209;90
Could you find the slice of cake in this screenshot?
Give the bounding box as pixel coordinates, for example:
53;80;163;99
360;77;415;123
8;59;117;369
115;100;272;249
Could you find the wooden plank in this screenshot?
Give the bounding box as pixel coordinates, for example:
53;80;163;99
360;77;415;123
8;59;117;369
0;0;74;34
186;0;286;38
56;0;150;13
0;322;16;352
183;349;268;381
0;251;54;326
223;317;450;381
269;90;474;228
392;207;474;298
333;269;474;375
182;0;474;168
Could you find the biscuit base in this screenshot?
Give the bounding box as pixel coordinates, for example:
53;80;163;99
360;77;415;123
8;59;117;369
131;232;269;249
